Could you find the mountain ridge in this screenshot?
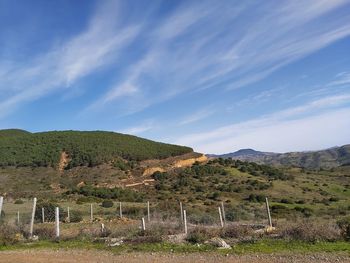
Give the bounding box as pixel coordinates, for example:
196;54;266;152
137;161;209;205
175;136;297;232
210;144;350;169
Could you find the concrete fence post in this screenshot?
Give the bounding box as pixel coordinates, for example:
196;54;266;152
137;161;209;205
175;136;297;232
29;197;37;238
90;204;93;223
55;207;60;239
17;211;20;225
221;202;226;226
41;207;45;223
141;217;146;231
119;202;123;219
183;210;188;234
218;207;224;228
147;201;150;222
180;202;183;224
265;197;272;227
67;207;70;223
0;196;3;219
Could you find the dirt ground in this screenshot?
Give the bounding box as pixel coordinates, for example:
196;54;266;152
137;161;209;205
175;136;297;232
0;249;349;263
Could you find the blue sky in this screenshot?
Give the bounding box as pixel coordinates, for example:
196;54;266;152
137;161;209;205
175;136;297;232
1;0;350;154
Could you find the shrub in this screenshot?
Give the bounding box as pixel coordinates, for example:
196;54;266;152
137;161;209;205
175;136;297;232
220;225;254;239
186;227;218;244
280;221;341;242
0;224;20;245
33;226;56;240
14;199;24;204
69;210;83;223
337;217;350;240
35;202;65;222
101;200;114;208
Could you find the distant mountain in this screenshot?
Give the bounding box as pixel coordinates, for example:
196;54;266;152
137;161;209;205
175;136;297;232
209;148;274;159
210;145;350;169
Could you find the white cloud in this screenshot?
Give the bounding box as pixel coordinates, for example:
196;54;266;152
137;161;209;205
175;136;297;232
0;1;140;118
176;94;350;153
179;108;215;126
89;0;350;115
119;121;155;135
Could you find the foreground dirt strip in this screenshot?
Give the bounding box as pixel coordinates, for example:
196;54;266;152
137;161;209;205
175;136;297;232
0;250;349;263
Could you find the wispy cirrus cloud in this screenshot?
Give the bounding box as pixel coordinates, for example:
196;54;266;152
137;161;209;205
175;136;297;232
87;0;350;116
179;108;215;126
176;93;350;153
0;1;140;118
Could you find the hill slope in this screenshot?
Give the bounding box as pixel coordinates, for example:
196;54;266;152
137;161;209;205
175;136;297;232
212;145;350;169
0;130;193;168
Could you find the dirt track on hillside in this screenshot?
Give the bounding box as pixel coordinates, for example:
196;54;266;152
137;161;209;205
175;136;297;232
0;249;349;263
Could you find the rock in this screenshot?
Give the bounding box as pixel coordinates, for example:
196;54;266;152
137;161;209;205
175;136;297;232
107;237;124;247
206;237;231;249
165;233;187;244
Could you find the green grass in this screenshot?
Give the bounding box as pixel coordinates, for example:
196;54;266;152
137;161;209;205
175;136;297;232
0;240;349;255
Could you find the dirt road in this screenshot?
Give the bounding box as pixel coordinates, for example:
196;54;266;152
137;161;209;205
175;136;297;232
0;249;349;263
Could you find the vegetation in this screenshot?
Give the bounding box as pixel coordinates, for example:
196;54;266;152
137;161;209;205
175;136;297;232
0;130;192;168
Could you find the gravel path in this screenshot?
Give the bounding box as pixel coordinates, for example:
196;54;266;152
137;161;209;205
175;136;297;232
0;249;349;263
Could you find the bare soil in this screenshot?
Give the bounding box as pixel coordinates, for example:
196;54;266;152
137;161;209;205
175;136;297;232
0;249;349;263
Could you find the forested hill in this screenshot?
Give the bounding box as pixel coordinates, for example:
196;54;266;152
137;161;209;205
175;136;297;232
0;130;193;168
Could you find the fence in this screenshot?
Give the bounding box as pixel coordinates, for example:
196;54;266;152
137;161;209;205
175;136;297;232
0;196;273;240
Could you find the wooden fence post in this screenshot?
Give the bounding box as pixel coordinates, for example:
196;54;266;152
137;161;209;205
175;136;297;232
29;197;37;238
147;201;150;222
67;207;70;223
41;207;45;223
180;202;183;224
265;197;272;227
141;217;146;231
55;207;60;239
0;196;3;219
221;202;226;226
183;210;188;234
119;202;123;219
90;204;93;223
218;207;224;228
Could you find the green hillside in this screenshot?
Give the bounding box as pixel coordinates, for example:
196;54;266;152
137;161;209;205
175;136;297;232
0;129;30;138
0;130;193;168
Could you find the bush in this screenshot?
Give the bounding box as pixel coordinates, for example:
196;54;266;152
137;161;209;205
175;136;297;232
101;200;114;208
0;224;20;245
337;217;350;240
14;199;24;204
186;227;218;244
35;202;65;222
70;210;83;223
220;225;254;239
33;226;56;240
280;221;341;242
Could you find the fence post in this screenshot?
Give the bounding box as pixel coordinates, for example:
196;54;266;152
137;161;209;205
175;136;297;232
265;197;272;227
41;207;45;223
101;223;105;234
180;202;183;224
119;202;123;219
0;196;3;219
221;201;226;226
183;210;188;234
17;211;20;225
147;201;150;222
55;207;60;239
90;204;93;223
218;207;224;228
141;217;146;231
29;197;37;238
67;207;70;223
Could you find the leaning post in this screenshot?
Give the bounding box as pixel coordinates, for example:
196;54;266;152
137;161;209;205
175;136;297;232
0;196;3;219
90;204;93;223
218;207;224;228
221;201;226;226
265;197;272;227
29;197;37;238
